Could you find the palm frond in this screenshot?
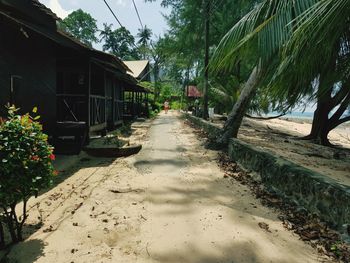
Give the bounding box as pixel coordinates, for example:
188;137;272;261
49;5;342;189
210;0;317;74
270;0;350;104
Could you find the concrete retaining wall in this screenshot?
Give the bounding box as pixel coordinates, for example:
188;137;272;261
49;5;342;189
184;114;222;140
228;139;350;229
184;113;350;229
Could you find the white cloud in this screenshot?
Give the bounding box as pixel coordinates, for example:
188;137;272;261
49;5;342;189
46;0;72;18
115;0;127;6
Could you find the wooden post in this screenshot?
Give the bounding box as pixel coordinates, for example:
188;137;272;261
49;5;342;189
104;70;107;125
87;60;91;128
132;91;135;116
203;0;210;120
112;77;115;124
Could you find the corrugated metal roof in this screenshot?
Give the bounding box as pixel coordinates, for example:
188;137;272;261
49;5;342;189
123;60;149;78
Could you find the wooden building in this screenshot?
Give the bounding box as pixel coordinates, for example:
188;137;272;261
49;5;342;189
0;0;59;132
55;45;131;135
122;60;151;118
122;79;150;119
0;0;140;152
123;60;151;82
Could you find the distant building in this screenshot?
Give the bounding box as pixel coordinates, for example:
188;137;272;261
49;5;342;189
185;86;202;98
123;60;151;82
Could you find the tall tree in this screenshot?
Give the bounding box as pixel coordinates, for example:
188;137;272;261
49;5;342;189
146;0;259;111
100;24;140;60
58;9;98;47
147;38;163;100
137;25;153;59
137;25;153;46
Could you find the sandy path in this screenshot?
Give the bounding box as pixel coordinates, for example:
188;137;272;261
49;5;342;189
6;112;331;263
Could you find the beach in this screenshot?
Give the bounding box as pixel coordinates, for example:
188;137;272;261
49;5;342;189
236;117;350;186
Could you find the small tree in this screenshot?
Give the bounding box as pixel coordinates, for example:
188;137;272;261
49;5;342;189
0;106;55;245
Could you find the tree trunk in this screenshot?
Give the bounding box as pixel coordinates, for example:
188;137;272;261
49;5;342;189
216;63;263;146
0;220;5;248
304;102;332;146
6;212;17;243
304;79;350;146
202;0;210;120
153;64;160;103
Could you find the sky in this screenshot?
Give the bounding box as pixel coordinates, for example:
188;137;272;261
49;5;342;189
39;0;169;49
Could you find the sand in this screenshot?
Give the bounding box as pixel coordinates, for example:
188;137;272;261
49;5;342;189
2;112;333;262
237;117;350;186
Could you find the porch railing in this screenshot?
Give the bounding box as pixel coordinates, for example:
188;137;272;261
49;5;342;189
114;99;124;122
123;101;134;116
90;95;106;126
56;94;87;122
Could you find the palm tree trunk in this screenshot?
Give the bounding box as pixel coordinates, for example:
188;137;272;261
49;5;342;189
0;220;5;248
304;102;332;146
216;62;263;146
304;79;350;146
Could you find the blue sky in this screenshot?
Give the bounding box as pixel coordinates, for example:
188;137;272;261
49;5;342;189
39;0;169;48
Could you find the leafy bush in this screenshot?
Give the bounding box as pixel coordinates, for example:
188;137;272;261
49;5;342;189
170;101;182;110
149;109;158;118
0;106;55;245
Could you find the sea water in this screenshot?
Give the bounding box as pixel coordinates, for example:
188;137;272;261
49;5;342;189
266;111;314;119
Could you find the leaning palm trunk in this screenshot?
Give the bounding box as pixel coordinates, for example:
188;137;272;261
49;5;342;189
0;220;4;248
216;62;263;146
304;80;350;146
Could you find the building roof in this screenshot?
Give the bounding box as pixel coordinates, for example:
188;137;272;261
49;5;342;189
186;86;202;98
123;60;150;79
1;1;141;90
31;0;59;20
0;7;129;74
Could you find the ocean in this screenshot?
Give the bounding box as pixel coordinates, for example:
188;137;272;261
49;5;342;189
267;111;314;119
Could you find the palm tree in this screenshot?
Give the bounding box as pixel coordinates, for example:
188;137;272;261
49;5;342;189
272;0;350;145
137;25;153;59
210;0;350;146
137;25;153;46
209;0;317;146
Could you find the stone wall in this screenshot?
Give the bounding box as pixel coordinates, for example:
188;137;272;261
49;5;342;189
184;113;350;229
184;114;221;140
228;139;350;229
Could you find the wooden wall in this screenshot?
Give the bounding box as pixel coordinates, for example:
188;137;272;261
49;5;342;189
0;18;57;133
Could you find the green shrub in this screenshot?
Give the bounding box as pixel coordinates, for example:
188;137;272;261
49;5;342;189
170;101;182;110
0;106;55;245
149;110;158;118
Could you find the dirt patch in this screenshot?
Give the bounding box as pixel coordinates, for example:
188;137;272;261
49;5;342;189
217;152;350;262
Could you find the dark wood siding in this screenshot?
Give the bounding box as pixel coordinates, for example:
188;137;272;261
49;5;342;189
0;17;56;132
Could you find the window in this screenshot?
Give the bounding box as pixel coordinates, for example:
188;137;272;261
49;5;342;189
10;75;22;105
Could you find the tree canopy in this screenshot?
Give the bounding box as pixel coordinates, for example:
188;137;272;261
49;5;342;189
209;0;350;145
100;24;140;60
58;9;99;47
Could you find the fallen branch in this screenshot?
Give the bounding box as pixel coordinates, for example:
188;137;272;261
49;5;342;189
245;113;286;120
109;189;143;194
